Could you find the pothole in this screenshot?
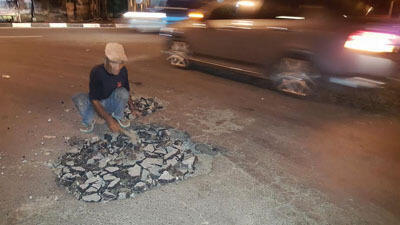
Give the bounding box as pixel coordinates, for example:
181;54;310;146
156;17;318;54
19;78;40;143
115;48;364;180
52;123;218;202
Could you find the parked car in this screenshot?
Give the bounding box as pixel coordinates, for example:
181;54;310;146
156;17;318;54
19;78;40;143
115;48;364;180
160;0;400;96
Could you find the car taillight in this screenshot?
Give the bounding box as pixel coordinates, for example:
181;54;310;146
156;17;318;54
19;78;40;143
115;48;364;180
344;31;399;53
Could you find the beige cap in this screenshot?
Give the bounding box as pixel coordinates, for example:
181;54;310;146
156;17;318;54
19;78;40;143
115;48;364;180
105;42;128;62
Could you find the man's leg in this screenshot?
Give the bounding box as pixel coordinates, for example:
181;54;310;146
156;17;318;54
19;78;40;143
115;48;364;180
72;93;95;130
102;87;130;127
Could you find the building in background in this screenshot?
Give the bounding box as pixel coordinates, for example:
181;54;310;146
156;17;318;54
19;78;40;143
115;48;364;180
2;0;398;22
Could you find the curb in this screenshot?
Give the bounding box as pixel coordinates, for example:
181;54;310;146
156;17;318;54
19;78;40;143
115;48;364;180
0;23;134;28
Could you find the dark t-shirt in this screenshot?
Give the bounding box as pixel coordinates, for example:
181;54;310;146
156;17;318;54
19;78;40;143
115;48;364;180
89;64;130;101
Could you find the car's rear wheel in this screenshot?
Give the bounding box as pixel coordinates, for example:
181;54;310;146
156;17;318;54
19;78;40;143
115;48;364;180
271;57;319;97
167;41;190;69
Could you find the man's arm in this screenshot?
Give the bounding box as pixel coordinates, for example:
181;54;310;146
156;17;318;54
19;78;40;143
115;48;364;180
89;67;122;133
91;100;122;133
123;68;139;117
127;96;135;110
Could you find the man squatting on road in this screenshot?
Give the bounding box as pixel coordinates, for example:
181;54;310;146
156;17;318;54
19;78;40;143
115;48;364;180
72;42;137;133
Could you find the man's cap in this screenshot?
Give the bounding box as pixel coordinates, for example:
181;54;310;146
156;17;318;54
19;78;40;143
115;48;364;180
105;42;128;62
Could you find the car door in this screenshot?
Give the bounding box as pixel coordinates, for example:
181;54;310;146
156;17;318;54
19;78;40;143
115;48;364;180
248;0;305;65
184;2;239;60
186;0;306;66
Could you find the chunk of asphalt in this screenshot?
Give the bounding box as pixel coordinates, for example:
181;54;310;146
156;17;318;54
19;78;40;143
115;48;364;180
182;156;197;169
158;171;175;183
133;182;147;191
85;187;98;193
128;164;141;178
140;158;163;169
103;190;116;198
82;193;101;202
143;144;155;152
141;169;150;181
103;174;117;181
164;148;179;160
105;167;119;173
108;178;120;188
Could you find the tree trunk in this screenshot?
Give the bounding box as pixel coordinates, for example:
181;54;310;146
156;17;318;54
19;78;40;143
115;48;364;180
99;0;107;19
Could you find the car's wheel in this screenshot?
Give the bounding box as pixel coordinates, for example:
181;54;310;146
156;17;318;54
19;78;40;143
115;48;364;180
271;57;319;97
167;41;190;69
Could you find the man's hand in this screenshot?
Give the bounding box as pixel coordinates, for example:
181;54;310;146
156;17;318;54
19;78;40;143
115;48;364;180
92;99;123;133
128;98;135;111
128;97;140;118
107;118;123;133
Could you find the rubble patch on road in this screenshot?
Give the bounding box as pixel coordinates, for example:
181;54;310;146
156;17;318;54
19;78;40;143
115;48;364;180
53;124;216;202
124;97;163;120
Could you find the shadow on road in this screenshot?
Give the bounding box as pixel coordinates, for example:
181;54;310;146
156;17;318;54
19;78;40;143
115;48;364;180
190;63;400;115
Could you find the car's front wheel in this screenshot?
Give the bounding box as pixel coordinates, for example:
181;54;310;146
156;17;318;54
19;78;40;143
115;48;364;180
271;57;319;97
166;41;190;69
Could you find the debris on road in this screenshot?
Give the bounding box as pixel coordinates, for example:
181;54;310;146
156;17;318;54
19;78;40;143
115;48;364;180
1;74;10;79
124;97;163;120
195;143;218;156
53;124;212;202
48;118;52;123
43;135;56;139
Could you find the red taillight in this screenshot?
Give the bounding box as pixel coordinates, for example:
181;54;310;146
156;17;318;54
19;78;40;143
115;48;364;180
344;31;399;53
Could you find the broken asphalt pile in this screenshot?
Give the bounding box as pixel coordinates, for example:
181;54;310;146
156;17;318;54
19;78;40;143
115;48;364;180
53;124;218;202
125;97;163;120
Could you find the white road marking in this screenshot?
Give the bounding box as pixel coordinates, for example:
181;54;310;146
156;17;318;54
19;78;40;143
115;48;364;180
49;23;67;28
0;35;43;38
83;23;100;28
115;24;131;28
12;23;31;28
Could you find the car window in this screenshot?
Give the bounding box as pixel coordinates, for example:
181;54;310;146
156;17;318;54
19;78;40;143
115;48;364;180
166;0;212;9
207;0;372;20
254;0;372;19
256;0;302;19
208;4;237;20
207;1;260;20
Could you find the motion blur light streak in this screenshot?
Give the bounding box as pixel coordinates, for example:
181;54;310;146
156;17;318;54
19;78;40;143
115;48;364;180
275;16;305;20
188;12;204;19
344;31;399;53
236;0;255;7
192;23;206;28
232;20;254;26
367;6;374;15
123;12;166;18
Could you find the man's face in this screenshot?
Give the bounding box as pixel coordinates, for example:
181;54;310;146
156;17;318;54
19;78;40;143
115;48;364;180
106;58;124;75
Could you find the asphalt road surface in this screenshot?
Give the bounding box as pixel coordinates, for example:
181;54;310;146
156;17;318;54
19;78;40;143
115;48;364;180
0;28;400;225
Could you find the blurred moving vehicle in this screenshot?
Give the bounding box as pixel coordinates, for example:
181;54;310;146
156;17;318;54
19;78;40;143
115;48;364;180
161;0;400;96
121;0;211;32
